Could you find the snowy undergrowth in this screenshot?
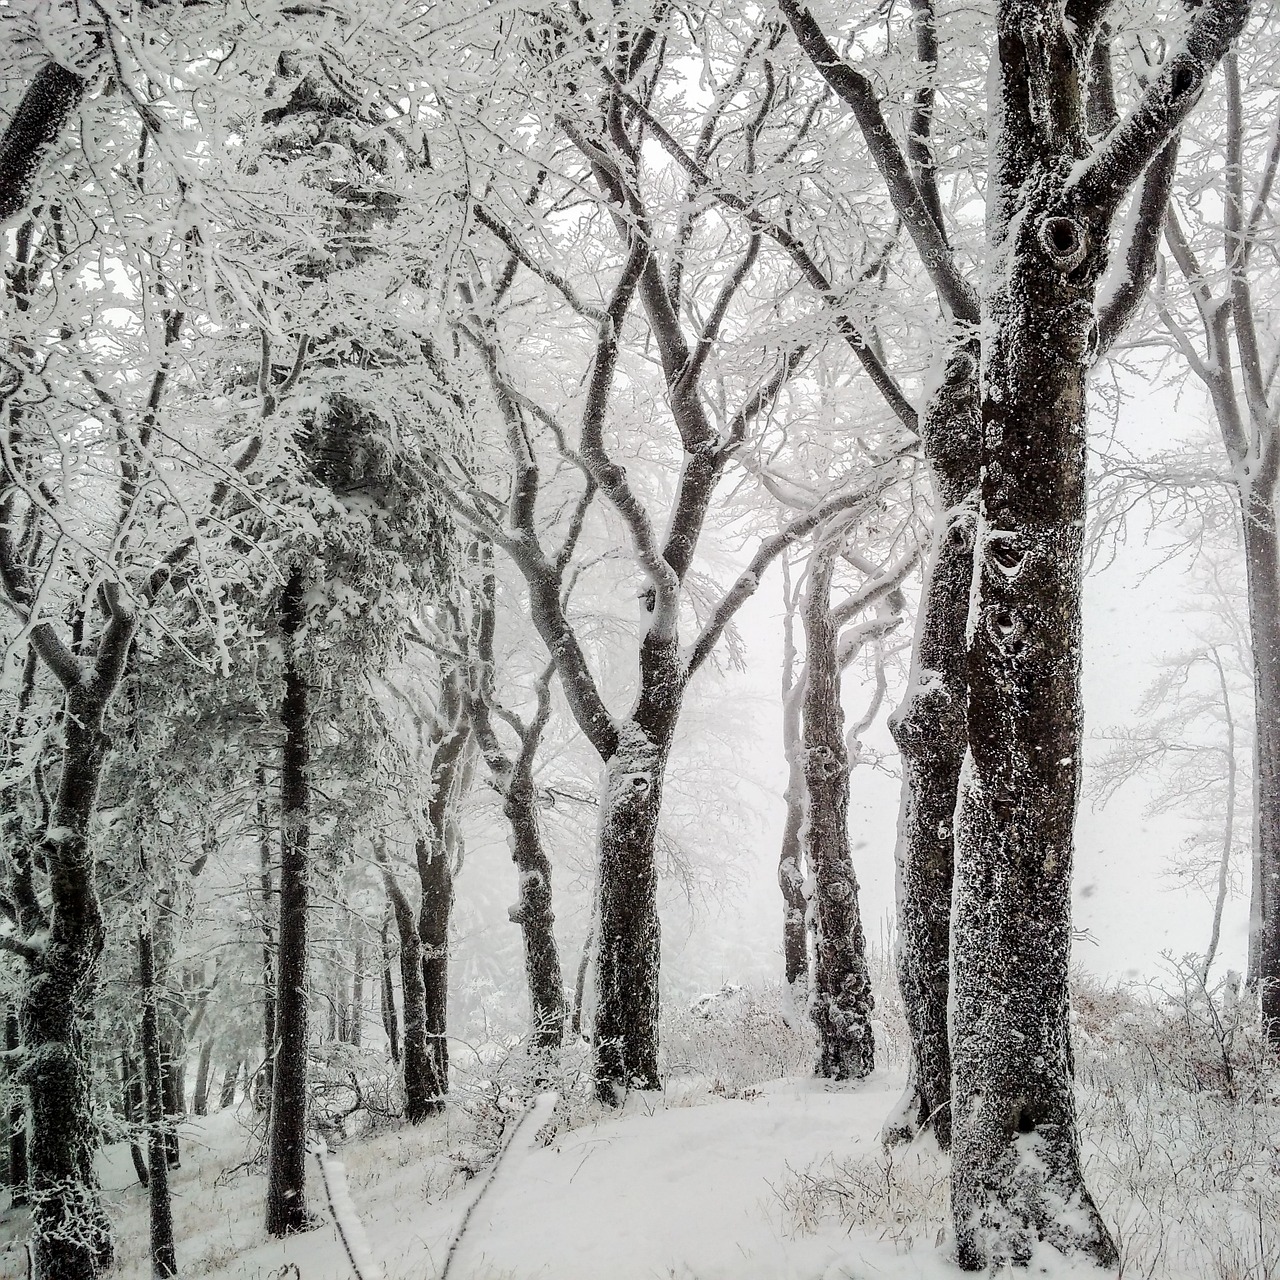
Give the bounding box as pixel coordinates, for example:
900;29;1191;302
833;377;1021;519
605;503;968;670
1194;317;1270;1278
777;967;1280;1280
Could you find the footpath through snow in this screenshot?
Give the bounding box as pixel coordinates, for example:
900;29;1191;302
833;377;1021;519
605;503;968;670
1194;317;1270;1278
0;1071;1160;1279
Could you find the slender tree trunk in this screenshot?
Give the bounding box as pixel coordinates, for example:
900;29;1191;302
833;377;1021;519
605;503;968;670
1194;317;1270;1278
350;938;365;1048
504;773;566;1051
779;567;810;1009
950;177;1116;1265
571;912;594;1039
121;1050;149;1186
802;550;875;1080
382;871;436;1121
139;928;176;1279
159;1036;182;1169
593;721;672;1100
1203;647;1238;983
256;775;276;1112
1242;497;1280;1038
266;570;313;1236
218;1061;240;1111
417;834;451;1109
884;352;979;1148
380;916;400;1064
5;1010;25;1206
192;1040;214;1118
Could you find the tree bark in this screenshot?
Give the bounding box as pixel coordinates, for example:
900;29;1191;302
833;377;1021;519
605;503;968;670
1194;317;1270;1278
504;773;567;1052
381;869;438;1122
593;721;672;1100
349;938;365;1047
779;567;809;1007
380;915;400;1064
1242;498;1280;1036
0;62;86;227
802;550;875;1080
5;1010;26;1206
950;103;1116;1269
192;1040;214;1118
20;674;125;1278
256;775;276;1111
139;928;177;1279
884;350;979;1148
417;833;451;1110
265;570;313;1236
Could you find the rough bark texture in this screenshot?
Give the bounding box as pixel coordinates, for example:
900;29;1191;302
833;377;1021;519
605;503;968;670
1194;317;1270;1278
951;35;1115;1269
885;351;979;1149
0;62;86;227
256;779;276;1111
416;832;451;1111
380;916;400;1064
20;671;126;1279
139;929;177;1279
381;869;437;1122
593;721;671;1100
265;570;313;1237
6;1009;26;1206
802;551;875;1080
779;577;810;1006
503;771;567;1051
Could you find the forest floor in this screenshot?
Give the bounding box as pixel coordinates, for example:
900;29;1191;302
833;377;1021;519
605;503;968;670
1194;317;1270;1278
0;978;1276;1279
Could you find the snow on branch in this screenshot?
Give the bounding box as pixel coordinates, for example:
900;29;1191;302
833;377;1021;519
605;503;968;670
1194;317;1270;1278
1070;0;1252;217
777;0;979;325
686;460;905;675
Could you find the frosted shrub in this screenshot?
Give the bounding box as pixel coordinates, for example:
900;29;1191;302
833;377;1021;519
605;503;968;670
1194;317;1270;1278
662;981;815;1093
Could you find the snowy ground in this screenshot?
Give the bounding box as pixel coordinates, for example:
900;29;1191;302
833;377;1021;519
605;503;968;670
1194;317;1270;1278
0;1072;1168;1280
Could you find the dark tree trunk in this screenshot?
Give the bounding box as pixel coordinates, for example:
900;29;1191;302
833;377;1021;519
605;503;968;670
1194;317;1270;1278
139;928;177;1279
5;1010;26;1206
950;92;1117;1266
349;938;365;1047
802;550;875;1081
779;576;809;1007
504;773;566;1052
571;917;593;1039
121;1051;148;1187
192;1040;214;1117
1243;500;1280;1037
20;677;125;1278
593;721;671;1101
382;871;437;1121
159;1038;182;1169
379;917;400;1064
417;834;451;1110
256;776;276;1112
266;570;313;1237
218;1061;240;1111
0;62;86;225
884;351;979;1148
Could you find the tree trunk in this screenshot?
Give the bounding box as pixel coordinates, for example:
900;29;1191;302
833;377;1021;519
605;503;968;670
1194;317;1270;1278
20;683;121;1278
139;928;177;1279
417;835;451;1110
884;351;979;1148
256;776;276;1112
349;938;365;1047
382;870;437;1121
504;773;566;1052
802;550;875;1081
379;916;400;1064
950;172;1116;1265
5;1010;26;1206
218;1060;240;1111
192;1040;214;1118
1242;497;1280;1037
121;1050;148;1187
779;571;810;1009
266;570;313;1237
159;1036;182;1169
593;722;670;1101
